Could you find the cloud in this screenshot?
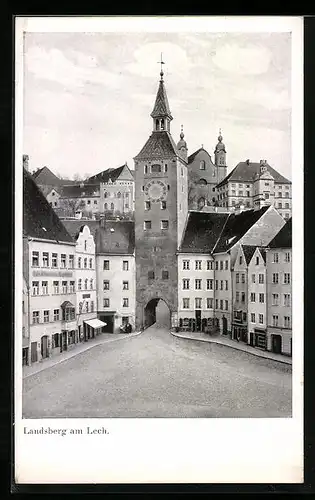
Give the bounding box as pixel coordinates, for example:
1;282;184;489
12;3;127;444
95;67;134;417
212;43;271;75
233;84;290;111
25;46;120;89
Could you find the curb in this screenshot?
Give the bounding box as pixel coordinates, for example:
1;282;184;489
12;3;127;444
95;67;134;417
23;330;143;379
171;331;292;366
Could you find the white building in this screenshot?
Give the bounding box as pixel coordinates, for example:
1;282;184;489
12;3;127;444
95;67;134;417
247;247;267;349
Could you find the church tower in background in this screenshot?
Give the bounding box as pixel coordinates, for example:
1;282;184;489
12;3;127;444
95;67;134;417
214;129;227;184
134;59;188;330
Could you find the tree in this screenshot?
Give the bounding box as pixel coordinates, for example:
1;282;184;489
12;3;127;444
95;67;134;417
59;198;86;217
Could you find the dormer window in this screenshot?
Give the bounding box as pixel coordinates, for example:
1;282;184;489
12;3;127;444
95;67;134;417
160;118;165;130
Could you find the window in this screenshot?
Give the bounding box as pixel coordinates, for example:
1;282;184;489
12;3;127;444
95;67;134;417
183;298;190;309
161;220;169;230
255;256;259;265
215;280;218;290
220;300;223;310
225;280;228;291
32;281;39;295
236;291;239;302
259;293;264;303
220;261;223;270
52;253;58;268
42;281;48;295
239;191;243;196
195;298;202;309
207;298;213;309
104;203;108;210
278;202;282;209
246;191;250;197
52;281;59;294
103;298;110;308
285;252;291;263
161;200;166;210
63;307;75;322
87;200;91;205
251;313;255;323
272;315;279;327
241;292;245;303
162;270;169;280
84;279;88;290
144;220;151;230
94;200;97;205
215;299;218;309
104;260;110;270
32;311;39;324
78;257;82;269
206;279;213;290
285;202;289;209
259;314;264;324
284;316;291;328
278;192;282;198
103;280;110;290
220;280;223;290
90;301;94;312
225;260;228;270
195;279;202;290
84;258;87;269
215;261;219;270
181;167;183;176
151;164;162;173
273;253;279;263
183;260;190;270
42;252;49;267
225;300;228;311
252;274;256;283
272;273;279;284
200;160;205;170
43;310;49;323
123;298;129;307
69;281;75;293
144;165;148;174
195;260;202;270
183;279;190;290
148;270;155;280
236;273;239;283
250;293;256;302
53;309;59;322
32;251;39;267
89;258;93;269
77;279;82;291
117;192;121;199
265;193;269;200
110;203;114;210
259;273;264;284
69;255;74;269
207;260;213;270
241;274;245;284
239;255;243;265
90;279;93;290
284;273;291;284
123;280;129;290
123;261;129;271
62;281;67;293
145;201;151;210
272;293;279;306
285;192;289;198
284;294;291;307
61;254;66;268
85;302;89;313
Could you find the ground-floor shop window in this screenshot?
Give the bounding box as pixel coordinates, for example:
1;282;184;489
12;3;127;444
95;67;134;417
68;330;76;345
52;333;60;348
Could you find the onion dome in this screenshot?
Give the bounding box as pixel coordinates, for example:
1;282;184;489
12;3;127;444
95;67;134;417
215;128;226;152
177;125;187;150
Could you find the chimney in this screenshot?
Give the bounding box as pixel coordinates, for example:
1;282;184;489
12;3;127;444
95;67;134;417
260;160;264;165
23;154;29;171
246;159;250;165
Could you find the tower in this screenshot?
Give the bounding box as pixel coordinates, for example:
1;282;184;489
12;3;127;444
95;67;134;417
134;60;188;330
177;125;188;162
214;129;227;183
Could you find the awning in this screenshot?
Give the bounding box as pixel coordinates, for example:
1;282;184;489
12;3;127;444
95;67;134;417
84;319;107;329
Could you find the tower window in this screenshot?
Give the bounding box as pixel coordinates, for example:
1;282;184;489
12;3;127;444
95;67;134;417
162;270;169;280
165;164;168;173
160;118;165;130
151;164;162;173
161;220;169;230
161;201;166;210
167;185;170;191
144;220;151;230
200;160;206;170
144;165;148;174
144;201;151;210
156;119;159;131
199;179;207;185
148;270;155;280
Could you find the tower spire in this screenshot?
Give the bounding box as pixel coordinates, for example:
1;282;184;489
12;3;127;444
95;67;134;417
151;56;173;132
158;52;165;81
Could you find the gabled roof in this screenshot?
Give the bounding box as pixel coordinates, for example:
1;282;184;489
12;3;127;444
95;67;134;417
32;166;63;186
88;165;131;184
268;218;292;249
179;212;229;254
150;79;173;120
213;206;270;253
134;131;179;161
23;169;74;244
95;221;135;255
216;161;291;188
187;147;214;165
61;219;101;241
59;184;100;199
241;245;257;265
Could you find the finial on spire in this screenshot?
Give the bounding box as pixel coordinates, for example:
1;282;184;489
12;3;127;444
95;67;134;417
201;143;204;149
180;124;184;139
218;128;223;141
158;52;165;80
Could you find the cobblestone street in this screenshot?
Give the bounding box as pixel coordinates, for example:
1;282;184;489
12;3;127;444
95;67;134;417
23;326;292;419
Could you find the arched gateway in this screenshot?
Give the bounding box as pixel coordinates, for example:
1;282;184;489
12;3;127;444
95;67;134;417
144;298;171;329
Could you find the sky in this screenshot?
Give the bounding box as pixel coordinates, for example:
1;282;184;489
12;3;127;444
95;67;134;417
23;31;292;180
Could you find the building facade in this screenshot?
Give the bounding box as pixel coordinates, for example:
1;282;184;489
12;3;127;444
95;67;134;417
247;247;267;349
231;245;253;342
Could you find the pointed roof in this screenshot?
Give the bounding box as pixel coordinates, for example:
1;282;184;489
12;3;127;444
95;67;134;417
179;212;229;253
241;245;257;265
268;218;292;248
187;147;215;165
216;161;291;188
88;164;132;184
134;131;179;161
150;79;173;120
23;169;74;244
32;166;64;186
95;220;135;255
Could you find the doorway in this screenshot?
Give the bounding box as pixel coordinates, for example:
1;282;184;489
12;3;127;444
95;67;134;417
41;335;49;359
222;316;228;335
31;342;37;363
144;298;171;329
195;310;201;331
271;334;282;354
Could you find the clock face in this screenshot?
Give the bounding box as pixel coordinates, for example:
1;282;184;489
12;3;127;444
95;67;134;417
144;180;167;202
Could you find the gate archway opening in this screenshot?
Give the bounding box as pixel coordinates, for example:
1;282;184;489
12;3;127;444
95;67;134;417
144;298;171;329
